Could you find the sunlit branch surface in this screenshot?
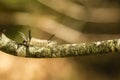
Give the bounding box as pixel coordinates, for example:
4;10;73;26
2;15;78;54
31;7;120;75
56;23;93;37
0;33;120;58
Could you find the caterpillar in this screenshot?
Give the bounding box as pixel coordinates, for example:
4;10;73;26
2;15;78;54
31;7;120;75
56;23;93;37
19;30;57;47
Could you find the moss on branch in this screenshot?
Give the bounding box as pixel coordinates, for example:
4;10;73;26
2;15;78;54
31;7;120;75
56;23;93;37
0;33;120;58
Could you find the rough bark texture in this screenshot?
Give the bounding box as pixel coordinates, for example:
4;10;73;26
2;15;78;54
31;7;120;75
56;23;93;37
0;33;120;58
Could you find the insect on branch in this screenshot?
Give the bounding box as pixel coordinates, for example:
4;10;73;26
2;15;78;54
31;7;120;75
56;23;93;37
0;30;120;58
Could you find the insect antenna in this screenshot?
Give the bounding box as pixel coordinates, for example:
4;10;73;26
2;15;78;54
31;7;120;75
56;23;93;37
48;34;55;41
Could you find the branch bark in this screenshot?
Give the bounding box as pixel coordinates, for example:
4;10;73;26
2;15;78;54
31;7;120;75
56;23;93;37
0;33;120;58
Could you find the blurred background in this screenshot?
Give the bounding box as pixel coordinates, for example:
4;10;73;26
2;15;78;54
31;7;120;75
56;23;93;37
0;0;120;80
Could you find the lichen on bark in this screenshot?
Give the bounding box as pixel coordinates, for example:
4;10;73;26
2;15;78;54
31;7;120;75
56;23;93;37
0;33;120;58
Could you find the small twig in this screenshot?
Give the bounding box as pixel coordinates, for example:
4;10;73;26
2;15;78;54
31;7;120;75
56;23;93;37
28;30;31;42
0;33;120;58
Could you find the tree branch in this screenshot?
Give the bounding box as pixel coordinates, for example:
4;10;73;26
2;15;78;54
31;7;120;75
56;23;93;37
0;33;120;58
